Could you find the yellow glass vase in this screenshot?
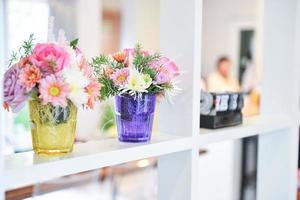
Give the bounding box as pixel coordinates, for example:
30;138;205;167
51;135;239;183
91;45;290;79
29;100;77;155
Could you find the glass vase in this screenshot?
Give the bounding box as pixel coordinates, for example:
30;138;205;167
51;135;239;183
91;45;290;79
29;100;77;155
115;94;156;142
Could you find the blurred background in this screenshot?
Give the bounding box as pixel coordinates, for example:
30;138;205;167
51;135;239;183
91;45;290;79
1;0;267;199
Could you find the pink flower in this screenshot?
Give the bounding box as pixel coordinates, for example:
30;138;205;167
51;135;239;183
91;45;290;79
30;43;70;75
85;80;101;109
39;75;70;107
75;47;82;55
3;64;28;112
155;70;172;84
150;57;179;84
123;48;149;67
159;57;179;77
110;68;129;86
124;48;135;67
79;56;94;79
19;65;41;91
141;50;150;57
18;56;31;67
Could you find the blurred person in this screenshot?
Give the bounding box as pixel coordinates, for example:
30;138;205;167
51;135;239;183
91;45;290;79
207;56;240;92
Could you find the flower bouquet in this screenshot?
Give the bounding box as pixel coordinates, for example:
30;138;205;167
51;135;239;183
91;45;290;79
3;34;100;154
91;44;179;142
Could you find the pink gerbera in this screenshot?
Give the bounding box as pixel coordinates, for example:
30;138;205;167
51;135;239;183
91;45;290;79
39;75;70;107
19;65;41;91
110;68;129;86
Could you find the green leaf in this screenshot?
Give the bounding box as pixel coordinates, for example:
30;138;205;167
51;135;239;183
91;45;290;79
8;51;18;67
143;67;156;79
8;34;35;67
70;38;79;50
98;74;118;100
100;104;115;132
21;33;35;56
147;84;163;94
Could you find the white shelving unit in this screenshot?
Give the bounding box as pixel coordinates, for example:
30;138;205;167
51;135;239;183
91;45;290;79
4;133;192;191
199;115;292;146
1;0;300;199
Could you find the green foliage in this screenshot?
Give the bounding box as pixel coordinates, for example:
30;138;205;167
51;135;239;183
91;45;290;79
13;105;31;131
70;38;79;50
90;55;117;99
91;55;123;99
91;55;110;73
100;104;115;132
92;55;110;66
147;84;163;94
160;83;174;93
90;44;175;99
30;87;39;99
98;75;118;100
8;34;35;67
134;43;160;71
133;48;160;72
143;67;156;79
19;33;35;56
8;51;18;67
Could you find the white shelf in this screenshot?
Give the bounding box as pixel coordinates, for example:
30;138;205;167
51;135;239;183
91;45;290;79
198;115;292;146
4;133;192;191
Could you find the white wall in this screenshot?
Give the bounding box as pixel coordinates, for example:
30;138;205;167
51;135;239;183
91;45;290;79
75;0;103;140
202;0;258;78
120;0;160;52
76;0;102;57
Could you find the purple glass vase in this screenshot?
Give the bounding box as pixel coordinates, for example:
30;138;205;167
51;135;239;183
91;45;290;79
115;94;156;142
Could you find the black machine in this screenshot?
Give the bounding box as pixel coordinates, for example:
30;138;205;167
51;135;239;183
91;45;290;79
200;91;244;129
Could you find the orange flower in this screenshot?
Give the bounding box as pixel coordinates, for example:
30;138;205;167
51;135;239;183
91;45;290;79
112;52;126;63
104;67;114;77
19;65;41;91
18;56;31;67
3;101;10;111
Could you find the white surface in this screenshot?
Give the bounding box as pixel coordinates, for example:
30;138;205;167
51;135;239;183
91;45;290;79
198;140;237;200
257;129;296;200
257;0;299;199
198;114;292;200
199;115;292;146
26;167;157;200
4;133;192;191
